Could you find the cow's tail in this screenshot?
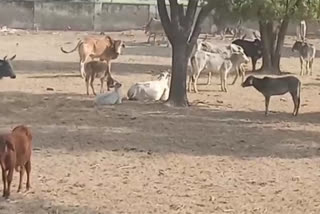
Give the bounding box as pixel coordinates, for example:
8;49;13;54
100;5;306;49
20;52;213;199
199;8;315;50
60;40;82;54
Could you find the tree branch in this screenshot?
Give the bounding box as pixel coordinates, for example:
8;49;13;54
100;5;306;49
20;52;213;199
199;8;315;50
183;0;198;33
187;1;214;54
157;0;174;42
169;0;180;27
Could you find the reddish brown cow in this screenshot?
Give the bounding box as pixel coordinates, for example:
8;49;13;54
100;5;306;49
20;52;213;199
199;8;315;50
0;125;32;198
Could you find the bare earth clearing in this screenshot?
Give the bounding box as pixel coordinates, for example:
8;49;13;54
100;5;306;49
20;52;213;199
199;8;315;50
0;30;319;214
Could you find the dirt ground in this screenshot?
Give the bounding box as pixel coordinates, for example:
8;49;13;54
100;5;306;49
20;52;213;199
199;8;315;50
0;30;319;214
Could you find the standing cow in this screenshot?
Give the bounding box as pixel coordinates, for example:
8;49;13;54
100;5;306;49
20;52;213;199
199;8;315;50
144;17;169;47
61;36;125;79
232;39;263;72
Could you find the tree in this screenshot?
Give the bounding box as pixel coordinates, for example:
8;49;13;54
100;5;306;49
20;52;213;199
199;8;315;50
157;0;215;107
214;0;316;74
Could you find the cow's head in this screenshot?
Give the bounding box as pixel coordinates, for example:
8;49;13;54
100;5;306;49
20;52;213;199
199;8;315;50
230;51;250;65
157;70;171;81
113;40;125;56
292;40;303;52
0;55;16;79
241;75;255;87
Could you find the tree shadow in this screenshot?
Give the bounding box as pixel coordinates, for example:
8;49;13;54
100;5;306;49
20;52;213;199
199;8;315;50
1;91;320;160
13;60;170;76
0;197;99;214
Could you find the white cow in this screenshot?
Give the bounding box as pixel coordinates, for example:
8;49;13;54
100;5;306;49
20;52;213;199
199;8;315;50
127;70;170;101
95;82;123;105
189;40;249;93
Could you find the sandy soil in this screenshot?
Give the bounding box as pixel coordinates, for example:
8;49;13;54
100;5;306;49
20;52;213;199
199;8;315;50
0;30;319;214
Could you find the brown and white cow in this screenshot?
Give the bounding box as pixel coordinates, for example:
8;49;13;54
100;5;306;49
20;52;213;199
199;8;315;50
60;35;125;78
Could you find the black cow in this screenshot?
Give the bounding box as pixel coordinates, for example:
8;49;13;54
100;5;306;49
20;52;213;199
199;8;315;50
0;55;16;79
232;39;262;72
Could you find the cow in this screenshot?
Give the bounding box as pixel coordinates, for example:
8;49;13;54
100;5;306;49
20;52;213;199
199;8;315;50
296;20;307;42
189;40;249;93
192;40;248;85
95;81;123;105
60;35;125;79
127;70;170;101
83;60;117;95
0;125;32;198
292;40;316;76
232;38;263;72
0;55;16;79
242;75;301;116
144;17;169;46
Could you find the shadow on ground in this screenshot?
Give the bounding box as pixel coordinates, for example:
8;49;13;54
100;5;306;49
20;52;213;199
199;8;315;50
0;91;319;159
13;60;170;76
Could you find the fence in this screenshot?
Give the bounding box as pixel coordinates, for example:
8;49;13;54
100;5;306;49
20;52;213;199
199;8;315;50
0;0;319;36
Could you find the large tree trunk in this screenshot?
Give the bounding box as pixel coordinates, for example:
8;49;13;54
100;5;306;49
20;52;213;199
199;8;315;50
157;0;214;107
259;18;289;74
167;42;189;106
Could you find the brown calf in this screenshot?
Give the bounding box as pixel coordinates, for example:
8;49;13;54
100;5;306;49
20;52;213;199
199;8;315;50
0;125;32;198
84;60;116;95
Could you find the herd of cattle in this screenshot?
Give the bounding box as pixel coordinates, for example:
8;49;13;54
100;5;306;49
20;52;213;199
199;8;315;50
0;18;316;199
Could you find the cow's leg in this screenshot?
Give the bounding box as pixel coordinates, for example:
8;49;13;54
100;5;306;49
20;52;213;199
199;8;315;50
5;169;13;198
220;70;225;91
231;67;239;85
300;57;304;76
252;58;257;72
147;34;151;43
80;61;85;79
309;59;313;76
207;72;212;85
90;74;96;96
100;78;105;94
79;60;83;78
81;55;90;79
264;96;270;116
305;60;309;75
194;73;200;93
2;168;7;197
25;161;31;191
17;166;24;193
85;75;90;95
220;68;228;92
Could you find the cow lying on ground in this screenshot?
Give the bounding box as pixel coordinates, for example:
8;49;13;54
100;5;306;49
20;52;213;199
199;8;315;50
242;75;301;116
291;40;316;76
127;70;170;101
84;61;116;95
232;38;263;72
95;81;123;105
0;55;16;79
189;40;249;93
0;125;32;198
60;35;125;78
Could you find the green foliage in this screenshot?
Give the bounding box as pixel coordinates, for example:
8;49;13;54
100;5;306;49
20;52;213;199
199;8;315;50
210;0;320;22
